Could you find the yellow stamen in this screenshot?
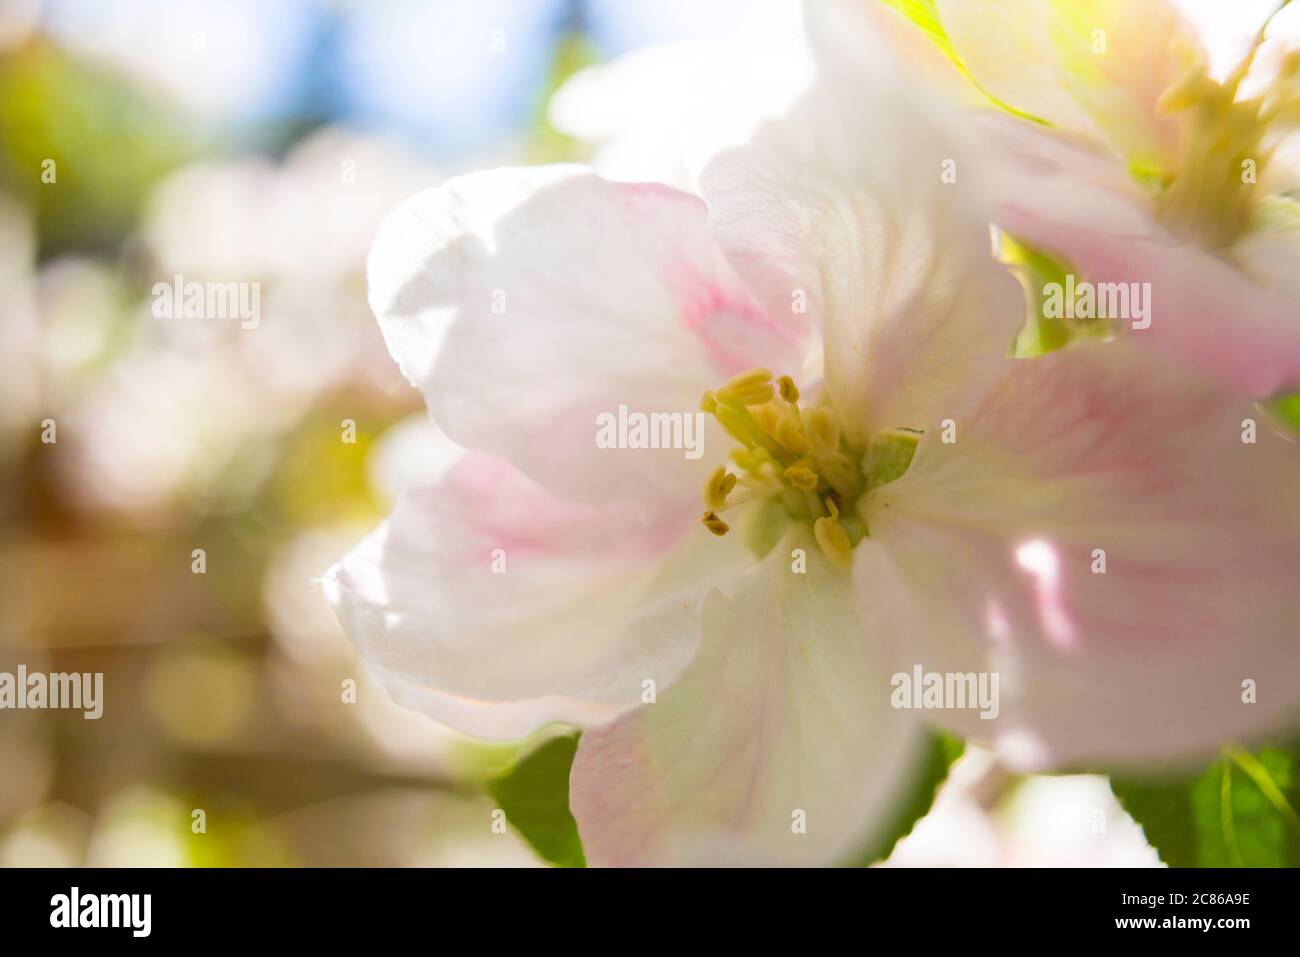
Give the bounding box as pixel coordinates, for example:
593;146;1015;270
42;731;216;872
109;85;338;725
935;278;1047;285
749;402;781;435
702;511;730;536
730;446;767;470
774;417;811;455
813;514;852;570
705;465;737;509
699;369;894;570
713;391;786;457
784;463;819;490
804;406;841;459
1154;24;1300;248
724;368;775;406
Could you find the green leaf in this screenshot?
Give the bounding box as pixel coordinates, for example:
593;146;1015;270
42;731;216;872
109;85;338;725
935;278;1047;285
1111;740;1300;867
529;31;600;164
488;733;586;867
1265;392;1300;435
851;732;964;866
0;43;198;256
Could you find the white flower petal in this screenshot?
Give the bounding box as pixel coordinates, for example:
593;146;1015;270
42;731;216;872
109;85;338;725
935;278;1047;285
836;0;987;106
362;664;616;744
860;339;1300;770
1172;0;1281;82
549;3;812;192
700;75;1024;443
936;0;1201;173
323;453;747;740
367;165;808;506
571;528;924;866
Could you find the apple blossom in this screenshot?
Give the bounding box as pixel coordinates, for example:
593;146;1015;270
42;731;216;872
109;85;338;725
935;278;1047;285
862;0;1300;397
325;27;1300;866
548;0;812;191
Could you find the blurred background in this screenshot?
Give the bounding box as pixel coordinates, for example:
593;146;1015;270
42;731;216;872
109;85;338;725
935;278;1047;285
0;0;1158;867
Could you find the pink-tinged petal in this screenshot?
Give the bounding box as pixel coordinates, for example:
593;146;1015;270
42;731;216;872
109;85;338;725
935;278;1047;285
980;115;1157;239
367;165;808;508
323;452;747;740
571;528;924;866
860;339;1300;770
700;72;1024;443
998;200;1300;398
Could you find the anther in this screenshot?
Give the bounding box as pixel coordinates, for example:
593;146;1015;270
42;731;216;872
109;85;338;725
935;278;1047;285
805;406;841;458
705;466;737;509
813;514;852;570
774;417;811;455
784;463;819;490
702;511;730;536
724;368;775;406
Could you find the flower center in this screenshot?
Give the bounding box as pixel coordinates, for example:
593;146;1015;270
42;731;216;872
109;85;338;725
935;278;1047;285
1154;39;1300;249
698;368;918;571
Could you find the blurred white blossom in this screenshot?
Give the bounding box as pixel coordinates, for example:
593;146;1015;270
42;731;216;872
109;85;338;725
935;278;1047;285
550;0;811;190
